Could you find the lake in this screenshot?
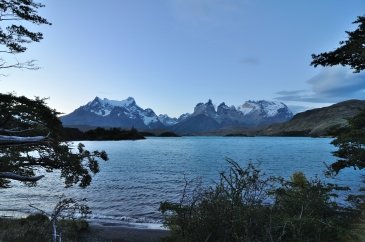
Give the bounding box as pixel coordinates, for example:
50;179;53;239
0;137;362;228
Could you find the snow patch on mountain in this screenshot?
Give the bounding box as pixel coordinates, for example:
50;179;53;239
98;97;135;107
262;101;287;117
62;97;293;132
158;114;178;126
143;108;159;125
81;96;162;127
143;115;159;125
237;102;257;115
237;100;290;118
178;113;191;121
85;97;136;117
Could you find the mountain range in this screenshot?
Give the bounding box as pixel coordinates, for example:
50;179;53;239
61;97;293;134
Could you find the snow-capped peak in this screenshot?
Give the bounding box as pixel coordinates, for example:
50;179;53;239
237;100;290;117
63;97;293;131
82;97;162;127
86;97;137;117
100;97;136;107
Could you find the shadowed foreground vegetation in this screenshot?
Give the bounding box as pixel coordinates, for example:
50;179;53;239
0;214;88;242
160;159;364;242
1;159;364;242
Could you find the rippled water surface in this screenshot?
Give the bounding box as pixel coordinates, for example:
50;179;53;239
1;137;362;225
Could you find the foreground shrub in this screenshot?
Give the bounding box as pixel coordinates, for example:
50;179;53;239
271;172;355;242
0;214;88;242
0;214;49;242
160;160;359;242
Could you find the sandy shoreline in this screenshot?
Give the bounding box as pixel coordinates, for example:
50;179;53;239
79;222;170;242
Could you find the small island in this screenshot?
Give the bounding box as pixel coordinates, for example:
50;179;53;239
158;131;181;137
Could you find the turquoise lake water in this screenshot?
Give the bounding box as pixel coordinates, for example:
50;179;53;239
1;137;362;227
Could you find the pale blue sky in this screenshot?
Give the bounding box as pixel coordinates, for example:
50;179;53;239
1;0;365;117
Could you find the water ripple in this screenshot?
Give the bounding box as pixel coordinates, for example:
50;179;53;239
0;137;361;226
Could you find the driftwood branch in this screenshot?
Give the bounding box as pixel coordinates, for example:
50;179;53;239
0;172;45;182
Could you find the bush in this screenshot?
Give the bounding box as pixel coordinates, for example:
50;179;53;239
160;160;359;242
0;215;89;242
0;214;50;242
271;172;354;242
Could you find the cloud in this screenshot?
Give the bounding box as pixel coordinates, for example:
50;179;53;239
276;90;306;96
239;57;260;66
276;67;365;103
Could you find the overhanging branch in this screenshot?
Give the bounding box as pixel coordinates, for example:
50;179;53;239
0;135;46;142
0;172;45;182
0;128;35;133
0;133;50;146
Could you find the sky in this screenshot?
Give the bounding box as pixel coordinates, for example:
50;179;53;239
1;0;365;117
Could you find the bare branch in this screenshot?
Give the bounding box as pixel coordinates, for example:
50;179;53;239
0;50;15;54
0;59;39;70
29;203;50;216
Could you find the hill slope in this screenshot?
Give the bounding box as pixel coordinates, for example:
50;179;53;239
262;100;365;136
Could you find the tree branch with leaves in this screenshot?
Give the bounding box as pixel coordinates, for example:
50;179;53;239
311;15;365;73
0;0;51;73
0;93;108;188
330;111;365;173
311;14;365;174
